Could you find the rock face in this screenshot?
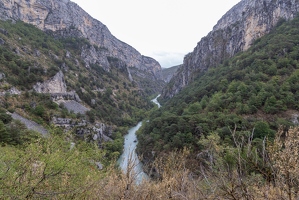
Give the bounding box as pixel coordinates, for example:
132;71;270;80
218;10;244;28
162;0;299;98
33;70;67;93
0;0;162;81
52;117;113;143
33;71;89;114
81;45;110;71
161;65;181;83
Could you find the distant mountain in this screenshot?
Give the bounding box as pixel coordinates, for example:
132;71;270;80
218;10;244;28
162;0;299;99
161;65;181;83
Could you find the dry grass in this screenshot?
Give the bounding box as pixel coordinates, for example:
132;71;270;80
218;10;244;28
2;127;299;199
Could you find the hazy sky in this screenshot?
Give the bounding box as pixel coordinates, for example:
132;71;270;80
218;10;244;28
71;0;241;68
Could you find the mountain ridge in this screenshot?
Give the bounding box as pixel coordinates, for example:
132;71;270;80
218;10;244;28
0;0;163;82
162;0;299;99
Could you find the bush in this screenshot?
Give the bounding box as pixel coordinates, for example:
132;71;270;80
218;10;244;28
34;105;45;117
254;121;274;139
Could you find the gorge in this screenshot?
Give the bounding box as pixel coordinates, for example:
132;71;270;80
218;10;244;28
2;0;299;199
162;0;299;99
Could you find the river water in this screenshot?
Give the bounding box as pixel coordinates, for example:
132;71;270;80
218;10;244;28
117;122;148;183
151;94;161;108
118;95;161;184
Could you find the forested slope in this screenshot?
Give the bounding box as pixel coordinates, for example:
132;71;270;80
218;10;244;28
138;16;299;164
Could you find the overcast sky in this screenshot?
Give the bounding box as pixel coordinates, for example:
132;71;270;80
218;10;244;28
71;0;241;68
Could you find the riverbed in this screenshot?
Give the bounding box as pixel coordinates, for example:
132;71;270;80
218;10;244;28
118;95;161;183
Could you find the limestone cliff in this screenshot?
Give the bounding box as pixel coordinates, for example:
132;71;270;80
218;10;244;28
161;65;181;83
162;0;299;98
0;0;162;81
33;70;66;93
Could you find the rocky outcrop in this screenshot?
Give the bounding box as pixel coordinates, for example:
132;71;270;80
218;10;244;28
91;123;113;142
52;117;112;143
0;87;21;96
162;0;299;98
33;71;88;114
52;117;75;127
81;45;110;71
6;87;21;95
33;70;66;93
51;91;81;102
76;123;113;142
0;0;162;81
52;116;87;128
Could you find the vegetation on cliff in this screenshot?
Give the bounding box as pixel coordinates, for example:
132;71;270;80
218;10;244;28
0;20;155;126
138;16;299;172
0;19;161;162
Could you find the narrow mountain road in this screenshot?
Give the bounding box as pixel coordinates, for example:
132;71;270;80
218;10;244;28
10;113;48;136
